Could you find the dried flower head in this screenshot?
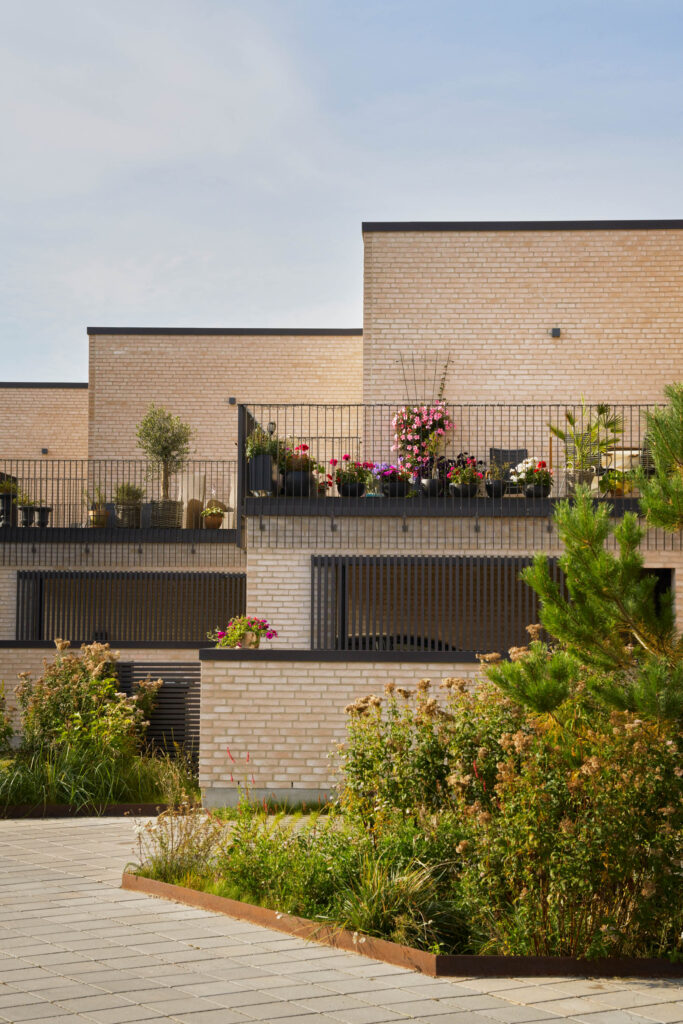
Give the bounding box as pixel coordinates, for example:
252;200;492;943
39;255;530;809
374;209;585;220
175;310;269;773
508;645;529;662
525;623;543;641
476;651;502;664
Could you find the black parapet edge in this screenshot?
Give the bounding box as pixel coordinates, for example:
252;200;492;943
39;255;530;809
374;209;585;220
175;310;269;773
87;327;363;337
0;641;205;649
244;496;641;518
0;527;238;544
200;649;482;663
362;219;683;233
0;382;88;389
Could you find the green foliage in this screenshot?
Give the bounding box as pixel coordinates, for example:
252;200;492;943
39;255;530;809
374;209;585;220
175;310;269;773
245;426;279;460
136;404;193;498
0;684;13;757
638;382;683;532
549;398;622;473
114;482;145;504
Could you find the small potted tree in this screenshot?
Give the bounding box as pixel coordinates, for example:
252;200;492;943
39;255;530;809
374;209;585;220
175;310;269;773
15;489;39;528
136;405;193;528
246;426;279;496
114;482;145;528
207;616;278;649
85;486;108;527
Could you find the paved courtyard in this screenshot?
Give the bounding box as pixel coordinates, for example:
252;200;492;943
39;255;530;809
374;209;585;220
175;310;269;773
0;818;680;1024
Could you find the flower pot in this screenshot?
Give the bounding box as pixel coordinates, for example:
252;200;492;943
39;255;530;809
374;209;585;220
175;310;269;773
88;508;108;528
449;481;479;498
242;631;260;649
202;513;224;530
567;470;594;495
337;481;366;498
420;478;444;498
34;505;52;528
115;502;141;528
248;454;277;497
284;471;314;497
485;479;508;499
524;484;551;499
150;499;183;528
381;479;410;498
18;504;40;527
0;493;14;527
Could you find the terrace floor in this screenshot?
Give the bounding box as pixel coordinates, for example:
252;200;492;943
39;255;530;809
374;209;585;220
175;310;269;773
0;818;680;1024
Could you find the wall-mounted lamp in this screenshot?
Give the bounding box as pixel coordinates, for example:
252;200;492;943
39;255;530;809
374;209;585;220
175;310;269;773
268;422;277;435
41;447;48;455
548;327;561;339
228;396;237;405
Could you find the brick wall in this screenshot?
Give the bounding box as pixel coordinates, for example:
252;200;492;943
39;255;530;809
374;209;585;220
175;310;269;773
247;539;683;650
362;225;683;405
199;656;484;804
88;331;363;459
0;385;88;460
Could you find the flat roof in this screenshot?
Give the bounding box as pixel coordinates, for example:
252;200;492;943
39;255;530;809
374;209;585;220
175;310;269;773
0;382;88;389
87;327;363;337
362;219;683;233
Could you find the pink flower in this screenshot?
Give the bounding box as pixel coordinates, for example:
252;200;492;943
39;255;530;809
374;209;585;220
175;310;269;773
342;454;350;461
329;458;338;466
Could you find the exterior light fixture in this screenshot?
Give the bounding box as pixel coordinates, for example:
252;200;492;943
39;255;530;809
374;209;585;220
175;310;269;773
549;328;561;339
228;396;237;405
41;447;48;454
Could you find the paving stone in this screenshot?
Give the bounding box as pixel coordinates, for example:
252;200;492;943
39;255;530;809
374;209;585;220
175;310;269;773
629;1006;683;1024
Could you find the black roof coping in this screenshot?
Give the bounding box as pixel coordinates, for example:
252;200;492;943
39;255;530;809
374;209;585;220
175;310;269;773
0;382;88;389
362;219;683;233
87;327;362;337
200;649;481;663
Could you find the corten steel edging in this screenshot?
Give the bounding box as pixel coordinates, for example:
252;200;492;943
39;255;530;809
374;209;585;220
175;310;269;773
121;874;683;978
2;803;169;819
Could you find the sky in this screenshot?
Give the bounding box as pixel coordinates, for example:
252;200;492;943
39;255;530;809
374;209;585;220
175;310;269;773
1;0;681;382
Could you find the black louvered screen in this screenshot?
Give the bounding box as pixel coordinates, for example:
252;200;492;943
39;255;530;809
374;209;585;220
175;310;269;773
16;570;246;643
311;555;564;654
117;660;200;756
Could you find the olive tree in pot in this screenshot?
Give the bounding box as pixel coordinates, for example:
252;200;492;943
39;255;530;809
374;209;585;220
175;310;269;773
136;405;193;528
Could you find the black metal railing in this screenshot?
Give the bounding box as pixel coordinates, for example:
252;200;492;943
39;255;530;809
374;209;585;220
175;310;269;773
239;402;655;519
0;459;238;534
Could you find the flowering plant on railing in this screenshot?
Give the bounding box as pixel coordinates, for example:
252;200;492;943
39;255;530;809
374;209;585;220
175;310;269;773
446;455;484;486
509;458;553;490
330;455;375;486
371;462;412;482
279;443;316;472
207;616;278;649
391;403;454;475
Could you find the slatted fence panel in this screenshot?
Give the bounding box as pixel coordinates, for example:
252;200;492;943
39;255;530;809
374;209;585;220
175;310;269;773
116;660;201;756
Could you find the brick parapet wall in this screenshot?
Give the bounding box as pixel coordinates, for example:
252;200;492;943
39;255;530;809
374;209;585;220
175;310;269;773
0;543;246;570
362;228;683;405
88;333;363;459
0;385;89;460
199;657;483;803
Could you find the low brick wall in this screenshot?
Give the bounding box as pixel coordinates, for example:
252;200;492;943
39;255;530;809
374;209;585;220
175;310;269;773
198;651;484;807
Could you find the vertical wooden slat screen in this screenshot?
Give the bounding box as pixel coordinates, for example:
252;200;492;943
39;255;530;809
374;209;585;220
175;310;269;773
15;571;246;643
311;555;564;654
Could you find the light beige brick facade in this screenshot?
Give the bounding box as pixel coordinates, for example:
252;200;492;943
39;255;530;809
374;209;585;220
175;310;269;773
0;384;88;460
362;224;683;405
199;656;484;804
87;330;363;459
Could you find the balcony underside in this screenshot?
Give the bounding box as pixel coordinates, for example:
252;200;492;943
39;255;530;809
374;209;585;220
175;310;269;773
245;496;641;518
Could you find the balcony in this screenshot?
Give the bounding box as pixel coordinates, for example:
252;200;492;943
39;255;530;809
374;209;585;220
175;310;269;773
0;460;239;547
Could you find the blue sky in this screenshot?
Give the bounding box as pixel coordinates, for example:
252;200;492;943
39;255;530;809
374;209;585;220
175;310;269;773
1;0;681;381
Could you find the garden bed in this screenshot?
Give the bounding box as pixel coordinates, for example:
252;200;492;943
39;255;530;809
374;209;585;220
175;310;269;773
2;802;169;818
121;872;683;979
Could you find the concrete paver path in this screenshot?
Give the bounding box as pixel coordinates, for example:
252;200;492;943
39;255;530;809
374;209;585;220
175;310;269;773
0;818;680;1024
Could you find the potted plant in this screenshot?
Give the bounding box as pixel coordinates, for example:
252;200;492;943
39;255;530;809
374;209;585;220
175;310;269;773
0;479;18;527
549;399;622;493
85;486;108;528
207;616;278;649
280;443;316;497
330;456;374;498
392;403;454;477
246;426;279;496
15;489;39;528
419;430;451;497
114;482;144;528
201;505;225;529
136;405;193;528
599;468;635;498
447;453;483;497
484;459;510;499
373;463;412;498
511;459;553;498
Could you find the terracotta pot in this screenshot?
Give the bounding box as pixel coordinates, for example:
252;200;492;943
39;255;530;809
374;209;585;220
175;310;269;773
88;508;108;528
242;632;260;649
202;513;224;530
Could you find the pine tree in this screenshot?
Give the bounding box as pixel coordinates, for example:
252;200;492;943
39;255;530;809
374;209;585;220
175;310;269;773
638;382;683;532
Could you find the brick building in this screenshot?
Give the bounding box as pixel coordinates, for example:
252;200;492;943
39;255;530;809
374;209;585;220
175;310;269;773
1;219;682;805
